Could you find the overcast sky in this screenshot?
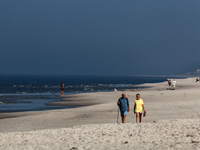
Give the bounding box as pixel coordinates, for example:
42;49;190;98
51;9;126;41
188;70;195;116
1;0;200;76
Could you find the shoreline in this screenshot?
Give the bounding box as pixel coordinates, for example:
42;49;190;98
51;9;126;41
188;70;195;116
0;76;171;113
0;77;199;132
1;77;200;149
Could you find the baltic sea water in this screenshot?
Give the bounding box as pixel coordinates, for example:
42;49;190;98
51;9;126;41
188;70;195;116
0;75;179;112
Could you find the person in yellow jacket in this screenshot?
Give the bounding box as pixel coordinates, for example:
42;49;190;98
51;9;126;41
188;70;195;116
134;94;145;123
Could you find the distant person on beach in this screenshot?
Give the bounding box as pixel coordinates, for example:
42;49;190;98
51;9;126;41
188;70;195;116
196;78;199;82
168;79;171;87
117;93;130;123
134;94;145;123
172;79;176;88
61;82;64;95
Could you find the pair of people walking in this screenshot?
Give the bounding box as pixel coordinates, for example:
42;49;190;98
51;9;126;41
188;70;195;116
168;79;176;88
117;93;145;123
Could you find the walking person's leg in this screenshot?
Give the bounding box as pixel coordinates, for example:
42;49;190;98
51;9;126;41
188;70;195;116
121;111;127;123
61;90;64;95
122;115;126;123
117;107;120;123
139;113;142;123
120;111;123;123
136;112;139;123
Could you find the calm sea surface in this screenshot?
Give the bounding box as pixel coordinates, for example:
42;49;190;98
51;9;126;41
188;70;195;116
0;75;177;112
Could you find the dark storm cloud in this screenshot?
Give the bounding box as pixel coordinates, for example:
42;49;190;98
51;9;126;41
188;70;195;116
1;0;200;75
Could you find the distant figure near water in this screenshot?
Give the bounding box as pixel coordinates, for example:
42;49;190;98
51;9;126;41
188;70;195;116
172;79;176;88
61;82;64;95
168;79;171;87
117;93;130;123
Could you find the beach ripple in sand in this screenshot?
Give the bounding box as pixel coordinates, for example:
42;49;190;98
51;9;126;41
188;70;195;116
1;119;200;150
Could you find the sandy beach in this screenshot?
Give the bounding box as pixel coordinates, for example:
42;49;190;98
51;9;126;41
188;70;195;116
1;77;200;149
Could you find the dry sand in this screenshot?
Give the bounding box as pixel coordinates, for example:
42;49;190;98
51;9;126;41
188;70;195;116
1;77;200;149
